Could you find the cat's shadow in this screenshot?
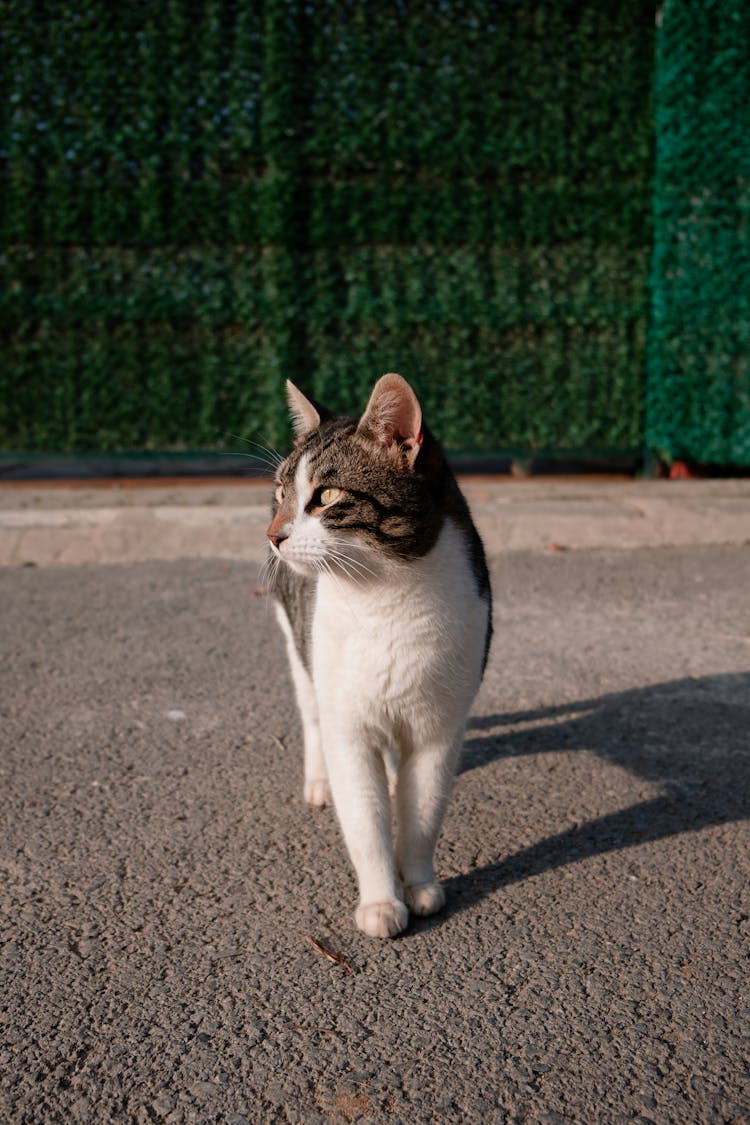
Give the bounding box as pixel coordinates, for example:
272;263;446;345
432;671;750;921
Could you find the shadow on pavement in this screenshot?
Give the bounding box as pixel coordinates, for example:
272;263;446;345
443;673;750;915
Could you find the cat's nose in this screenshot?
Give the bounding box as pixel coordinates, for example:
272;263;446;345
268;532;287;549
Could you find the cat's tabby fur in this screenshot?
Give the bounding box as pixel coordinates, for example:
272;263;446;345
267;374;492;937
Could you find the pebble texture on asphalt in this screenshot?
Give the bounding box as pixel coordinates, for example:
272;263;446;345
1;547;749;1123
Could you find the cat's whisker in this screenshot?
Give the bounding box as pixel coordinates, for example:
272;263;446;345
221;433;285;469
325;541;377;574
324;542;378;583
328;555;367;587
324;539;379;581
226;432;284;463
211;449;276;476
262;550;285;595
318;555;347;594
258;551;278;589
319;556;367;627
323;544;367;578
332;554;376;587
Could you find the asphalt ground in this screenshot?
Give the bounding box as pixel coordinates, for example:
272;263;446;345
1;485;749;1123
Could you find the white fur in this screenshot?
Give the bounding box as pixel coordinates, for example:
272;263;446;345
274;602;330;807
272;467;489;939
286;380;320;435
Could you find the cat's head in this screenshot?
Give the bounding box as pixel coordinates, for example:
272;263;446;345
266;374;444;578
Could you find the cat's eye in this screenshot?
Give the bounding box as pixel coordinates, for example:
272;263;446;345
275;484;285;503
319;487;342;506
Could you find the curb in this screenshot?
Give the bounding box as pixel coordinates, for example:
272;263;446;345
0;479;749;566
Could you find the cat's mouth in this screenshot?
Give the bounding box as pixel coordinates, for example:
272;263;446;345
271;537;375;584
274;548;319;577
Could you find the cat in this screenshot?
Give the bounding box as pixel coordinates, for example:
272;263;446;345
267;373;492;938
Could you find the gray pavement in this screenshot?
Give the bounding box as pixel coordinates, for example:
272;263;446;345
1;478;749;1123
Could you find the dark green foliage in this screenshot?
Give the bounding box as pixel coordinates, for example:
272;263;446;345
647;0;750;465
1;1;654;455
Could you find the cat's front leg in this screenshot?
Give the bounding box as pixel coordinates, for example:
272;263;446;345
395;731;464;917
302;730;330;808
274;603;331;806
321;720;408;938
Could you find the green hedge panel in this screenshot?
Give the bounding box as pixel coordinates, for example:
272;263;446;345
647;0;750;464
1;0;654;455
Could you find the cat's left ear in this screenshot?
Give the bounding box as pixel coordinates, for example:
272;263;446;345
286;380;324;436
357;373;423;469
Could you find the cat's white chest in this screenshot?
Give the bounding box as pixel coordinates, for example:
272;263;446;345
311;518;487;732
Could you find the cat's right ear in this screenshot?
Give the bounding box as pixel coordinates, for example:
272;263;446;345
285;380;322;436
357;373;423;468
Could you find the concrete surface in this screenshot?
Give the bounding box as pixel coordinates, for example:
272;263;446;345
1;477;749;1123
0;477;749;566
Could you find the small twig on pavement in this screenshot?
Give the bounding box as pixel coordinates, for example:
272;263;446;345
302;933;353;974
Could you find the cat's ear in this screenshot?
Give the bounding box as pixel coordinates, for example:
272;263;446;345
285;380;322;436
357;373;423;468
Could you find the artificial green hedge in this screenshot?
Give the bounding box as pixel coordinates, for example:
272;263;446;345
3;2;654;456
647;0;750;465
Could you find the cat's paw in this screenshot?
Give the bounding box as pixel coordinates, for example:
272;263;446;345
404;881;445;916
355;899;409;939
304;778;331;807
